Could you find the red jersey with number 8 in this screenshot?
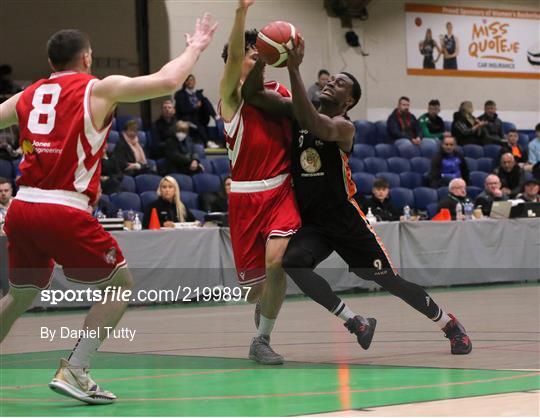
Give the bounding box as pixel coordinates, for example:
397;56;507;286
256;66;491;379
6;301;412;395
16;71;110;204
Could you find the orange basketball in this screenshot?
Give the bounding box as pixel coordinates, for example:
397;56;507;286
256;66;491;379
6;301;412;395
256;21;300;68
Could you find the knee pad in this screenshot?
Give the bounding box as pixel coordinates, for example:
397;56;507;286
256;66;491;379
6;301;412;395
282;247;316;272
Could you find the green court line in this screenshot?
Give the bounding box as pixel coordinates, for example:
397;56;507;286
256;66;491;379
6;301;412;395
1;351;538;416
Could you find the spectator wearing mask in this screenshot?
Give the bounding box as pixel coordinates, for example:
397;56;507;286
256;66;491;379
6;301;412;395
151;99;177;159
200;176;231;213
516;179;539;203
114;119;152;176
143;176;195;229
307;69;329;108
387;96;422;144
0;177;13;210
500;129;529;168
361;177;401;222
436;178;472;220
494;153;526;198
475;174;508;216
478;100;504;144
428;136;469;188
174;74;220;147
418;99;447;140
165;121;203;175
527;123;540;180
451;101;487;146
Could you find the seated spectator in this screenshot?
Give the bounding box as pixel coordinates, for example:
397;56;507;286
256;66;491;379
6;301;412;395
361;177;400;221
436;178;472;220
114;119;153;176
0;126;20;161
516;179;539;203
428;136;469;188
418;99;447;140
143;176;195;229
307;69;329;108
387;96;422;144
200;176;231;212
494;153;526;198
528;123;540;180
500;129;529;169
478;100;505;144
151;99;177;159
100;149;124;195
165;121;204;175
174;74;220;148
0;64;22;102
475;174;509;216
451;101;487;146
0;177;13;210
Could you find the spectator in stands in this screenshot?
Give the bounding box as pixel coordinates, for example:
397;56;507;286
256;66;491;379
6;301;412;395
307;69;329;108
494;153;526;198
478;100;504;144
418;99;447;140
0;177;13;210
0;125;20;161
418;29;441;69
451;101;487;146
143;176;195;229
387;96;422;144
516;179;539;203
436;178;472;220
500;129;529;168
475;174;508;216
528;123;540;180
428;136;469;188
151;99;177;159
361;177;400;222
174;74;220;148
200;175;231;212
0;65;22;102
114;119;153;176
165;121;203;175
100;149;123;195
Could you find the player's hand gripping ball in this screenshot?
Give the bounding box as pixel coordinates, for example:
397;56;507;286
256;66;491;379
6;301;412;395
256;21;300;67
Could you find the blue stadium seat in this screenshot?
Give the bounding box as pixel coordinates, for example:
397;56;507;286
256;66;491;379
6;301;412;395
387;157;411;174
518;133;529;150
419;141;440;158
353;143;375;158
135;174;162;193
192;173;221;194
194;143;206;159
394;138;412;148
111;118;117;131
115;116;142;132
199;159;213;174
170;173;194;192
477;157;494;173
470;171;489;189
374;120;388;143
352;172;375;195
444;121;452;131
147;159;157;172
0;159;14;179
484;144;502;160
422;137;440;146
363;157;388;174
140;191;158;212
397;143;421;159
389;187;414;211
107;143;116;153
400;171;423;189
413;187;438;211
348;157;364;173
374;143;397;159
120;176;136;193
211;157;230;175
156;158;167;176
410;157;431;175
465;157;478;172
463;144;484;159
502;121;516;134
180;190;200;210
12;158;21;177
437;186;449;199
354;120;376;144
190;209;206;222
467;186;482;200
107;130;120;144
375;172;400;188
426;202;439;219
110;192;142;212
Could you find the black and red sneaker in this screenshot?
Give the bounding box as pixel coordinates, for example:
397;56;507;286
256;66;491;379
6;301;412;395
442;314;472;355
344;316;377;350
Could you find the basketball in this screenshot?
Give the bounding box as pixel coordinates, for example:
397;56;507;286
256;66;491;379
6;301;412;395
256;21;299;68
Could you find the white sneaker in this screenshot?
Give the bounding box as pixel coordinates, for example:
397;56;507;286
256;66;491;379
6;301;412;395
49;358;116;404
206;140;220;149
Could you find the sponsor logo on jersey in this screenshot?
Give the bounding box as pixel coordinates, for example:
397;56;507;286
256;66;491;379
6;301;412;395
103;247;117;265
300;147;322;174
21;139;34;154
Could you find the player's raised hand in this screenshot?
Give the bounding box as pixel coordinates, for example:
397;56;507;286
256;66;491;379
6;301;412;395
283;35;305;69
185;13;218;51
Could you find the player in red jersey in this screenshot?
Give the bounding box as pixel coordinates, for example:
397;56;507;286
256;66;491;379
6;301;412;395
0;16;216;404
219;0;301;365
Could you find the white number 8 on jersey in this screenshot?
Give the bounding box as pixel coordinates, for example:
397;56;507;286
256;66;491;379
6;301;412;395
28;84;62;135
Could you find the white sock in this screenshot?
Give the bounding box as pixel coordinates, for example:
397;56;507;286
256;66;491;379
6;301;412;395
332;300;356;322
257;315;275;337
434;310;452;330
68;335;102;368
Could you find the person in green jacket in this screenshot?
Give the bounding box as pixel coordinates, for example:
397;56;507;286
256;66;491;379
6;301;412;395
418;99;447;140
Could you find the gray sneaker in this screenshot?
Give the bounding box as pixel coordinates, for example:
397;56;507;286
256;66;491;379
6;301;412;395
249;335;284;365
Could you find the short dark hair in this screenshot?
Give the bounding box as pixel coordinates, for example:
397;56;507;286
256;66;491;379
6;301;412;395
428;99;440;107
0;177;11;186
318;69;329;78
47;29;90;70
221;29;258;63
484;100;496;107
373;177;389;189
507;128;518;135
535;123;540;132
399;96;410;103
340;71;361;110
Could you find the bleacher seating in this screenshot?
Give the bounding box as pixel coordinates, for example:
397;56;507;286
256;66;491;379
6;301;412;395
0;159;14;180
419;141;439;158
465;157;478;171
135;174;162;194
353;144;375;159
348;157;364;173
352;172;375;195
397;143;421;159
170;173;194;192
190;209;206;222
470;171;489;189
364;157;388;174
199;159;213;173
376;172;400;188
413;187;438;211
483;144;502;160
467;186;482;200
180;190;200;210
111;192;142;212
211;157;230;176
463;144;484;159
387;157;411;174
374;143;397;159
400;171;423;189
121;176;136;193
477;157;494;173
192;173;221;194
390;187;414;210
140;191;158;213
410;157;431;175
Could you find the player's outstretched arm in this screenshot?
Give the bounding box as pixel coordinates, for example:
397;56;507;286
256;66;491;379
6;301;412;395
285;38;354;150
241;59;293;118
219;0;254;120
0;92;21;129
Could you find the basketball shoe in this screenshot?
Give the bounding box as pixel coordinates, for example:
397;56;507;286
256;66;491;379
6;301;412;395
249;335;284;365
344;316;377;349
442;314;472;354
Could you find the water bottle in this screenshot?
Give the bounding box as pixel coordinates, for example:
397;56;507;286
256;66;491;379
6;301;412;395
133;214;142;231
366;208;377;225
464;202;473;221
116;208;124;220
403;205;411;221
455;202;464;221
